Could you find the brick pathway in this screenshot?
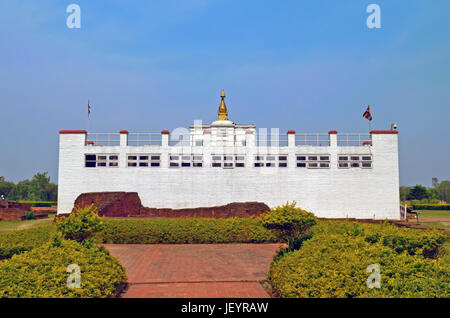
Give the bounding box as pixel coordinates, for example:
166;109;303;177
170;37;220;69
104;244;282;298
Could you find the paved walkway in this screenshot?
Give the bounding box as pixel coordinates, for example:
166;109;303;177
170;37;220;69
104;244;282;298
417;217;450;222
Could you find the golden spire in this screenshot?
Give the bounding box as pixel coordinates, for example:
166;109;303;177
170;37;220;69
218;89;228;120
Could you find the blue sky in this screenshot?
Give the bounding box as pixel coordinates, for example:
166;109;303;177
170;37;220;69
0;0;449;186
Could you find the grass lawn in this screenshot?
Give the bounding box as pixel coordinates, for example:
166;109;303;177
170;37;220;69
411;209;450;265
414;208;450;240
415;210;450;218
0;215;55;232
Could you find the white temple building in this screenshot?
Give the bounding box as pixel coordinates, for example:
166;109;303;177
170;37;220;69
57;90;400;219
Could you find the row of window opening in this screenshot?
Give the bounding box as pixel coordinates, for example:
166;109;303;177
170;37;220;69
85;154;372;169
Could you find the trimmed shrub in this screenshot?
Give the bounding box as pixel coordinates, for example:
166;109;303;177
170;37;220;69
411;199;441;205
56;205;103;244
259;202;317;250
0;238;127;298
14;201;56;207
412;204;450;210
311;220;446;258
0;225;56;259
268;234;450;298
96;217;278;244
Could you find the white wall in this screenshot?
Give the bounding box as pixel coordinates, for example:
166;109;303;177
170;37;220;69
57;131;400;219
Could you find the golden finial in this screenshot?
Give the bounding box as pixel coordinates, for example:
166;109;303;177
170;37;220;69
218;89;228;120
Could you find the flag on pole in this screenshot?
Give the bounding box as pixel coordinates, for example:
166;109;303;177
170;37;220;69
88;100;91;117
363;105;372;121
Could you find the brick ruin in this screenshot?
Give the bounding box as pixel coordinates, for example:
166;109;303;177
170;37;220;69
0;201;55;220
72;192;270;218
0;201;32;220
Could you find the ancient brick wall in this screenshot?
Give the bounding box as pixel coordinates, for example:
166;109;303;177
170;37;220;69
0;201;32;220
73;192;143;217
72;192;269;218
141;202;270;218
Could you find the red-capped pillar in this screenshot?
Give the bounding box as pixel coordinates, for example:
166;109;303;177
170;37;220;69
328;130;338;147
287;130;296;147
161;130;170;147
120;130;129;146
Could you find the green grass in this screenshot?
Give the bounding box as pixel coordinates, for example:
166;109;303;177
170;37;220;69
415;210;450;218
0;216;55;232
0;220;22;231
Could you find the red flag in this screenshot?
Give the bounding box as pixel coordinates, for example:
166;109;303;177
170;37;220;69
88;100;91;117
363;105;372;121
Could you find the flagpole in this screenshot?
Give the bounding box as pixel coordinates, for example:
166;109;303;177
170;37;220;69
87;99;91;132
363;105;372;133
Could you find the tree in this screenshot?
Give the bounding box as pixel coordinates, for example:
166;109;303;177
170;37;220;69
45;183;58;201
407;185;428;201
0;176;15;199
29;172;52;201
426;187;440;201
1;172;58;201
8;180;32;201
259;201;317;250
432;177;439;188
399;186;412;201
438;181;450;203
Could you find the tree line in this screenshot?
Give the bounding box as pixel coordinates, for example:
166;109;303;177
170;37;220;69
0;172;57;201
400;178;450;203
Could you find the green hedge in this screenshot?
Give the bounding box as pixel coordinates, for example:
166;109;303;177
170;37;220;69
0;239;127;298
412;204;450;210
268;234;450;298
14;201;57;207
311;220;446;258
0;225;56;259
0;217;277;258
96;217;279;244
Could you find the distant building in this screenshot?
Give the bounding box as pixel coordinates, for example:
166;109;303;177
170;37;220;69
58;90;400;219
